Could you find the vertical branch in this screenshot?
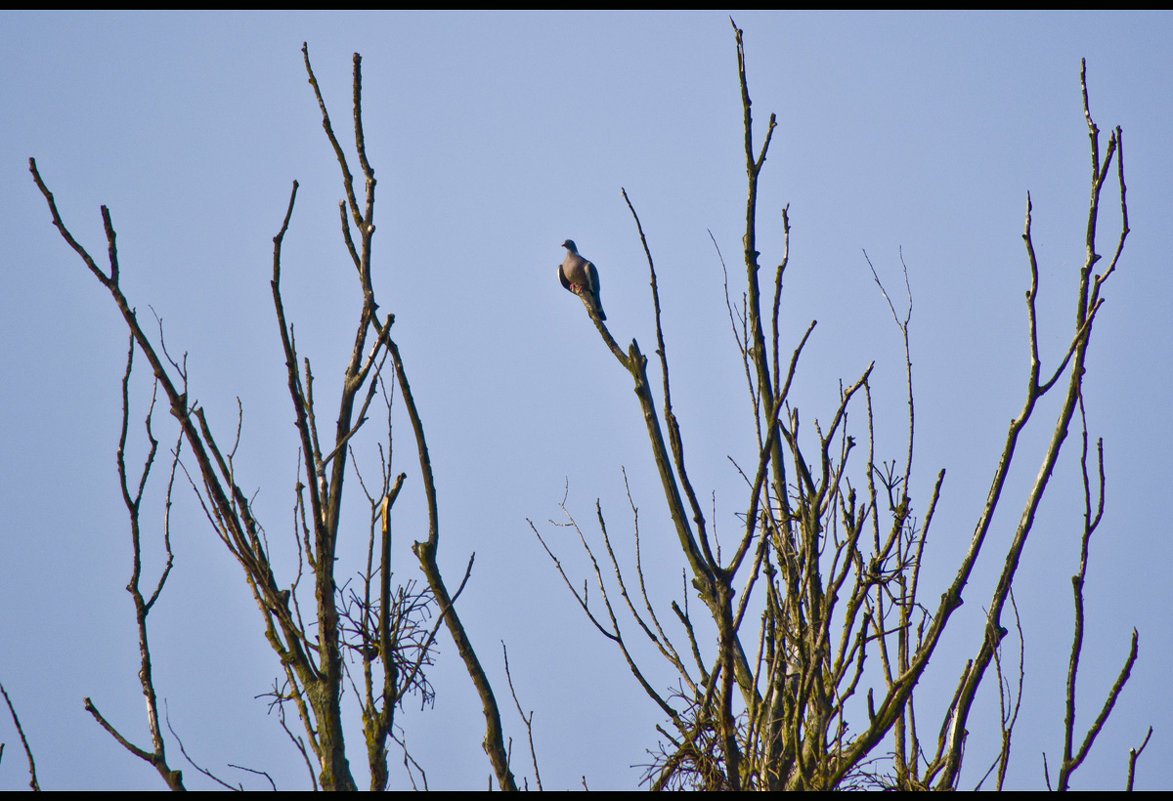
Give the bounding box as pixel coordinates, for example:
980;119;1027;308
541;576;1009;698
70;332;187;789
730;19;788;521
770;206;791;403
502;643;543;791
0;682;39;791
861;247;918;784
360;470;406;791
271;179;325;566
1126;727;1152;791
109;334;184;789
1055;393;1139;789
1059;393;1100;789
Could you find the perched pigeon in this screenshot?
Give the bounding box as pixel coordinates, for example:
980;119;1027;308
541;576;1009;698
558;239;606;321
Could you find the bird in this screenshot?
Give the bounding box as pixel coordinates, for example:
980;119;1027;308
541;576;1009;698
558;239;606;320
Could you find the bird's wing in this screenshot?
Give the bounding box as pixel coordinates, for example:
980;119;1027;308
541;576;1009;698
586;260;606;320
586;260;601;295
558;261;571;291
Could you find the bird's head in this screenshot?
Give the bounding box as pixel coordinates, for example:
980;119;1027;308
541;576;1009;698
561;239;577;252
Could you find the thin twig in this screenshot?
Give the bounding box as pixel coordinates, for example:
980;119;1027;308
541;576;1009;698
0;682;39;790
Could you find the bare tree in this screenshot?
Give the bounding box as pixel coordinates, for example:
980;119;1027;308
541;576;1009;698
15;20;1148;793
534;20;1142;790
28;44;514;791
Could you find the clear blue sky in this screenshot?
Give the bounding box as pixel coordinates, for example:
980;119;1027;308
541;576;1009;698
2;10;1170;790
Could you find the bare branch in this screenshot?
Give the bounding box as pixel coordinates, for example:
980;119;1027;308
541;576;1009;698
502;642;543;791
0;682;39;791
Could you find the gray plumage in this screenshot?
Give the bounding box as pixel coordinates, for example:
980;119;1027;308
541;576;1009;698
558;239;606;321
